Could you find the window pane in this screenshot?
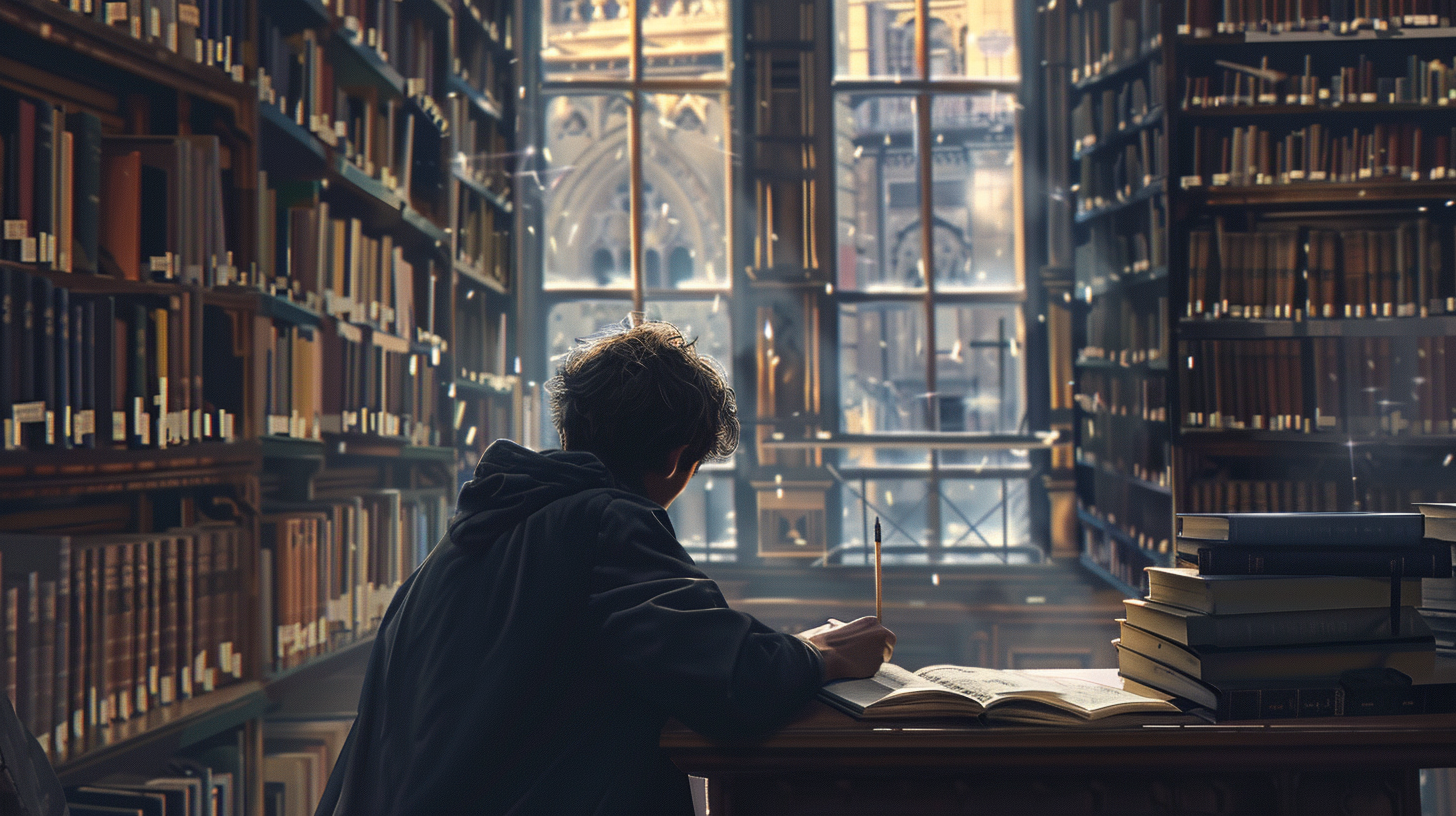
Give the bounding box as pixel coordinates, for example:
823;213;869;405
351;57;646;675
839;301;1025;435
835;477;1034;564
834;93;924;292
641;0;727;80
668;468;737;562
638;93;730;290
935;0;1019;81
541;0;630;81
835;93;1019;292
541;94;633;289
931;94;1019;291
834;0;1019;81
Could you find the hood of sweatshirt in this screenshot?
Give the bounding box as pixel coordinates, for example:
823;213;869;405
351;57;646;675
447;439;619;548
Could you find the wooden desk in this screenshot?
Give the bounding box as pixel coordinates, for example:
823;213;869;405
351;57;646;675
663;700;1456;815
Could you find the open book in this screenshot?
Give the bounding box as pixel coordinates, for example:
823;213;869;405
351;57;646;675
820;664;1183;725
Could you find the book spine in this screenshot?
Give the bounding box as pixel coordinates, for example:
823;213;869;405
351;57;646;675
1190;545;1452;577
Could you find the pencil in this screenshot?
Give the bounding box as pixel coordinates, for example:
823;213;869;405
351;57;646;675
874;517;882;621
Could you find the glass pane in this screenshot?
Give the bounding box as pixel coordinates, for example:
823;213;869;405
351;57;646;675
836;478;930;563
638;93;731;290
835;93;1019;293
835;478;1034;564
834;93;925;292
541;0;631;81
936;0;1019;80
641;0;727;80
930;94;1019;291
938;477;1031;552
834;0;916;80
667;467;737;562
838;301;1024;440
541;94;633;289
834;0;1019;81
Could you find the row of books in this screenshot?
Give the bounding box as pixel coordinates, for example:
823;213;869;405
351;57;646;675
1;268;237;452
259;194;424;339
39;0;246;79
1182;55;1456;109
67;762;235;816
1071;68;1162;152
263;718;353;816
1180;478;1456;515
1186;222;1453;320
1180;334;1456;434
1075;127;1166;216
452;94;513;201
1118;509;1456;720
1068;0;1163;84
455;30;505;106
262;317;441;445
1079;502;1171;593
1078;294;1168;367
257;28;426;203
1076;420;1170;489
260;489;448;673
455;296;511;386
454;184;512;289
1179;0;1456;35
1075;369;1169;424
1185;123;1456;188
1;97;234;286
1072;200;1170;294
0;527;244;764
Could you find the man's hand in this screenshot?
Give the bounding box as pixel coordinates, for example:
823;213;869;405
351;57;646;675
797;616;896;682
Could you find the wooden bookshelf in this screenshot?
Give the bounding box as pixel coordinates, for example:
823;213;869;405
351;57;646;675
0;0;519;807
1060;0;1456;592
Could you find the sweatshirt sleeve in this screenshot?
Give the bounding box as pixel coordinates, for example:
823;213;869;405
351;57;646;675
586;495;824;741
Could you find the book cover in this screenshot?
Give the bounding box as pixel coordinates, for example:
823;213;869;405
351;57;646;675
1124;598;1433;650
1146;566;1421;615
66;112;103;275
1177;512;1426;546
819;663;1182;725
1175;538;1453;578
1117;620;1435;686
1118;646;1456;721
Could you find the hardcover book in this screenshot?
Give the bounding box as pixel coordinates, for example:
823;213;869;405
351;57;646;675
819;663;1182;725
1117;620;1435;686
1124;598;1433;650
1177;512;1426;546
1174;538;1452;578
1146;567;1420;615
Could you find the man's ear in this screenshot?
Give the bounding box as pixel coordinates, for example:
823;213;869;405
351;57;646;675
660;444;692;478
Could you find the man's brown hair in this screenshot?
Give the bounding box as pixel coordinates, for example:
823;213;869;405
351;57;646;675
546;320;738;486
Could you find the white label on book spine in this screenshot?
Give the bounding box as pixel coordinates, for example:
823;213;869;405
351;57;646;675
44;411;53;445
178;2;197;25
2;220;25;240
12;402;44;425
3;419;11;451
161;676;175;706
72;711;83;741
20;238;36;263
103;1;125;22
232;652;242;678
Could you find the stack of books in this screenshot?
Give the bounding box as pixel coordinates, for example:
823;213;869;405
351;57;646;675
1115;511;1456;720
1417;504;1456;657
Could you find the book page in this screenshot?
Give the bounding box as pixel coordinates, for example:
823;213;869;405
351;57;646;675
918;665;1179;716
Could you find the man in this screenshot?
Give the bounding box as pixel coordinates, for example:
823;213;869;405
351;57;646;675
315;320;895;815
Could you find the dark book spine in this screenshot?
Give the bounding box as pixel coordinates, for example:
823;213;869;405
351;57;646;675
101;542;120;722
33;101;54;269
35;276;55;448
133;537;150;716
195;530;213;691
36;579;54;758
1221;515;1427;547
69;547;87;752
3;585;16;714
66;112;102;275
1188;544;1452;578
91;296;116;448
52;541;70;760
179;533;194;698
1;268;14;450
71;303;88;447
161;536;178;705
117;541;135;720
130;301;149;448
54;287;70;450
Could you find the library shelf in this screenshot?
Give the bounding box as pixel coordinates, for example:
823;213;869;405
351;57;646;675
55;681;269;786
447;72;505;122
1189;181;1456;207
1073;107;1165;162
1176;315;1456;340
0;443;260;499
1073;179;1165;224
452;168;514;214
1071;45;1162;92
1076;459;1171;497
0;0;249;109
454;259;511;293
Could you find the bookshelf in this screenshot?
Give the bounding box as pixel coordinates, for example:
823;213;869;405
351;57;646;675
0;0;519;808
1063;0;1456;595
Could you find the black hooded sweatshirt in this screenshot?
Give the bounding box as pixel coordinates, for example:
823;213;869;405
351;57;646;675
313;440;824;816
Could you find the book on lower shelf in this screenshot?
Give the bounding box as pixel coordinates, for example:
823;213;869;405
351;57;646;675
819;663;1182;725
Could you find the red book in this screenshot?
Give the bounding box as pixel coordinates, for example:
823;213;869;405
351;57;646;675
98;149;141;279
